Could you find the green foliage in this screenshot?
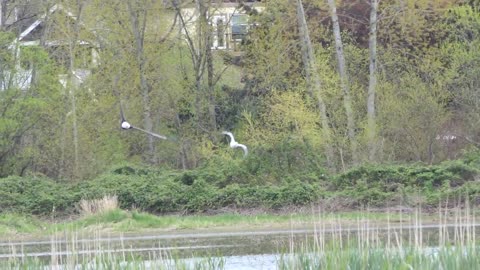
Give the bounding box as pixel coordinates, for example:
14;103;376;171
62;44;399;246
77;208;129;226
0;213;44;235
71;162;324;213
442;5;480;43
3;1;480;215
334;158;480;207
376;71;450;163
243;0;303;93
214;182;319;209
0;38;65;178
0;176;72;215
2;150;480;215
0;32;15;70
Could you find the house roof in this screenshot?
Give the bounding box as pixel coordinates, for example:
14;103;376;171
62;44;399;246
18;5;57;41
15;4;89;45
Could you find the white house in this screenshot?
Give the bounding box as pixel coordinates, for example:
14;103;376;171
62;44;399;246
3;4;98;91
180;0;264;51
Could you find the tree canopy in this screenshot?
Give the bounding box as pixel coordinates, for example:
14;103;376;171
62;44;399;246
0;0;479;181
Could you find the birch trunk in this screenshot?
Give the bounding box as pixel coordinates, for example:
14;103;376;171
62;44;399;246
367;0;378;161
127;1;156;163
327;0;358;165
295;0;335;170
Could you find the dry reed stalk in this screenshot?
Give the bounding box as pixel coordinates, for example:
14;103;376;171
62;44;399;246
78;195;119;215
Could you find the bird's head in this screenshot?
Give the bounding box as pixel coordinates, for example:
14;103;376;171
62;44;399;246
121;121;131;129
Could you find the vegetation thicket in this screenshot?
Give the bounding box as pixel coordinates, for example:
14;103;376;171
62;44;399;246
1;0;480;215
1;151;479;216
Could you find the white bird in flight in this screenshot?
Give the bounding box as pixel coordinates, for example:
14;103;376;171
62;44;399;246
119;102;167;140
222;131;248;157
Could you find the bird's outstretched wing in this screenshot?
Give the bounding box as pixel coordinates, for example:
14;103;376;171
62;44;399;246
116;93;167;140
221;131;247;157
131;125;167;140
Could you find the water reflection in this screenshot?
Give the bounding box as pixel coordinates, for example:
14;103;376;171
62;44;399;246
0;223;479;269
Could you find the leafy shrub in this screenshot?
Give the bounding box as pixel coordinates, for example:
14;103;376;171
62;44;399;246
0;176;72;215
277;180;319;207
2;154;479;216
333;159;479;207
183;180;219;212
334;164;411;189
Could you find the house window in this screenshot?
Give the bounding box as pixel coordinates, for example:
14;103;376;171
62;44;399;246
231;14;249;40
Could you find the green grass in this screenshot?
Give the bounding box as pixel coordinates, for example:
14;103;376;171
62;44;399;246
0;213;45;235
0;209;453;238
55;210;322;233
57;210;427;233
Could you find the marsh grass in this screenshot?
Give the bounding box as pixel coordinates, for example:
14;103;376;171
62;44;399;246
1;230;225;269
1;255;225;270
279;203;480;270
1;204;479;269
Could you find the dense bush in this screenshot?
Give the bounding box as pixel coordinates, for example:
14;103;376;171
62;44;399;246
1;153;480;216
0;176;73;215
335;160;478;190
333;159;480;207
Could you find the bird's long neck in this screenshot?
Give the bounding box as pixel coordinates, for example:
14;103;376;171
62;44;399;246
228;134;236;145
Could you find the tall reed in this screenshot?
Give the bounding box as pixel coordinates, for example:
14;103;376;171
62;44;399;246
1;229;225;270
78;195;119;216
279;202;479;270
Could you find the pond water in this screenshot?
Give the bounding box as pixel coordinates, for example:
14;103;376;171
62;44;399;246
0;223;479;269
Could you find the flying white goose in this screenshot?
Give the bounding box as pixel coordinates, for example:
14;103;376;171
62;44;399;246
119;102;167;140
222;131;248;157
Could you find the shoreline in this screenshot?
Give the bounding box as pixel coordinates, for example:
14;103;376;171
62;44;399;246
1;206;476;241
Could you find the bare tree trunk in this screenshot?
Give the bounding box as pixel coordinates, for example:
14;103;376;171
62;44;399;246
295;0;335;170
367;0;378;162
127;1;156;163
327;0;358;165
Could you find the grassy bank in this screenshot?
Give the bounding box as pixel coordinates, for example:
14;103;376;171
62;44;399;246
0;210;379;237
0;207;473;239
